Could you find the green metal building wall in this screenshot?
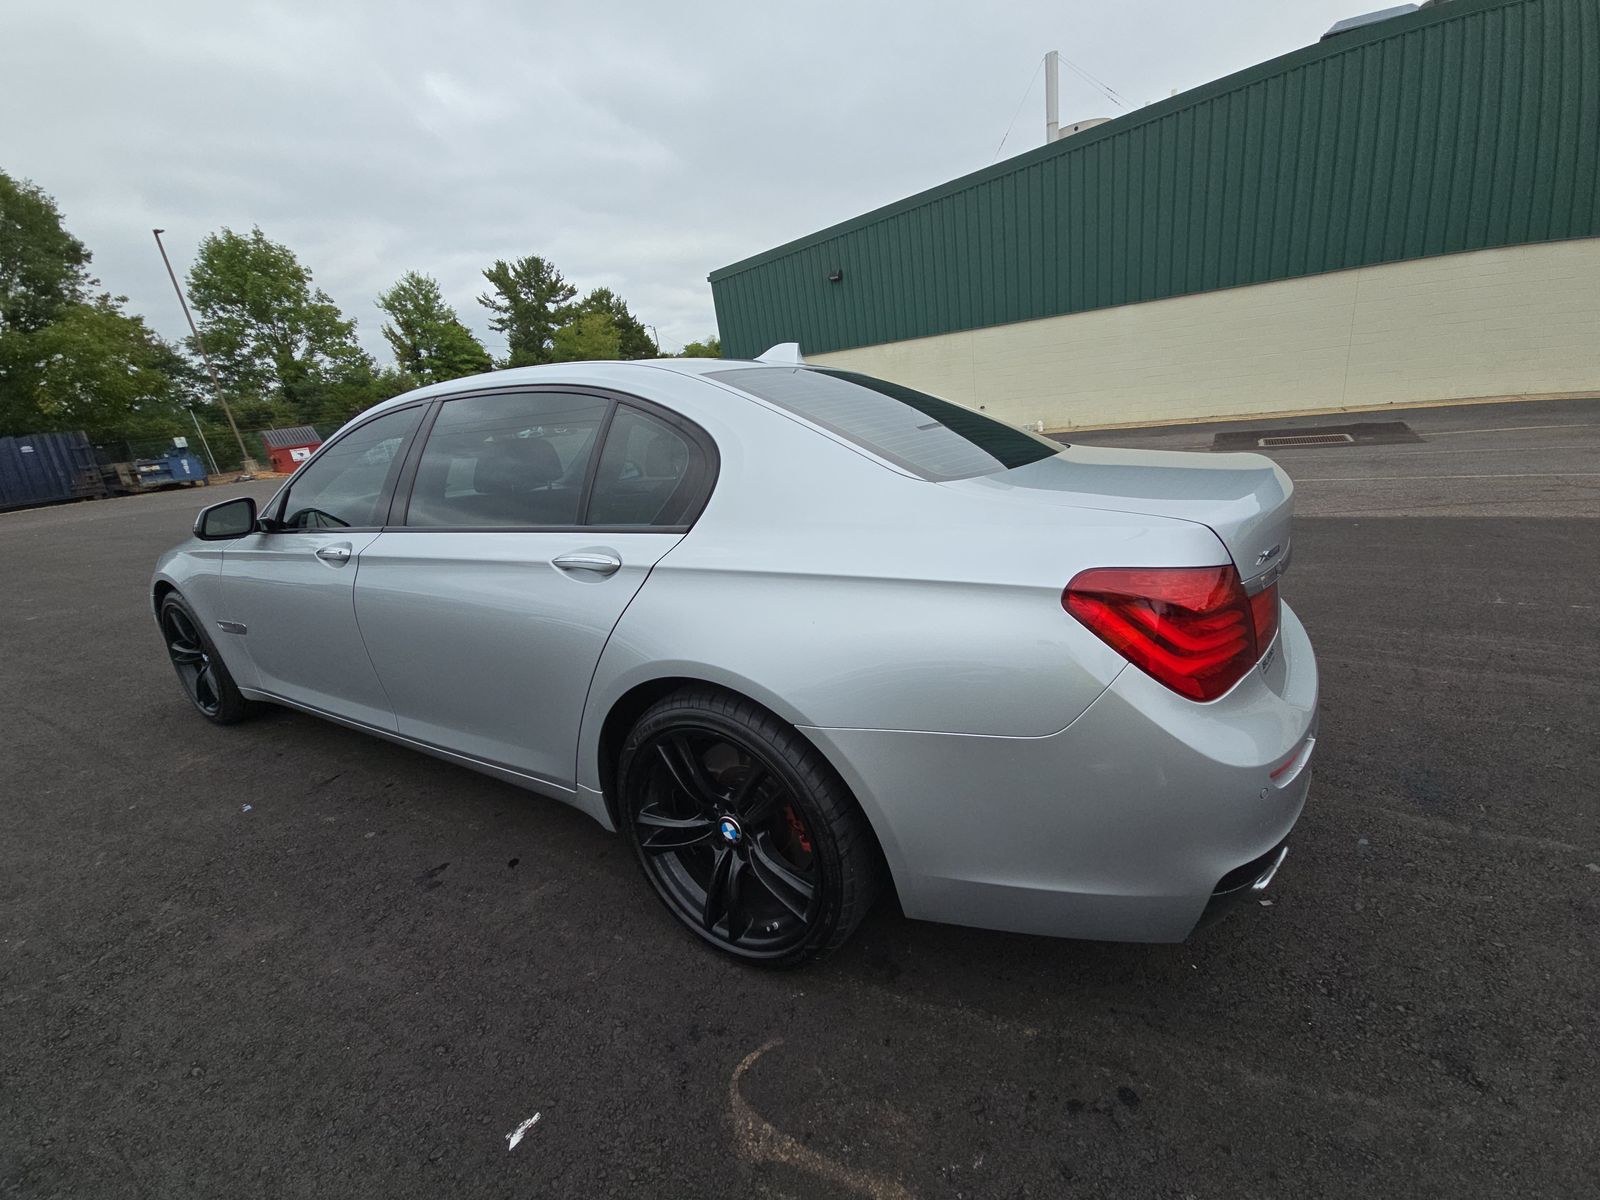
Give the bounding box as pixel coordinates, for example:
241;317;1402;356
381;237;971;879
709;0;1600;359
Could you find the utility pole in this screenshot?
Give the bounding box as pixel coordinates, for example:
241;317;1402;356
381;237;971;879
1045;49;1060;143
152;229;257;472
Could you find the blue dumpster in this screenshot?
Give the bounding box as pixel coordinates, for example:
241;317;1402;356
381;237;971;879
0;431;108;511
131;447;210;489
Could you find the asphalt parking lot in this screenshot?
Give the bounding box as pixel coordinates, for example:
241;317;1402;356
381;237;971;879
3;397;1596;1199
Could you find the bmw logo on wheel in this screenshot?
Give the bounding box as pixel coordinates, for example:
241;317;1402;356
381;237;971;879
719;817;742;844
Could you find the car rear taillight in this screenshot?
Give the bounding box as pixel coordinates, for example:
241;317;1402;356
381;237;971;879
1063;566;1279;702
1249;581;1280;655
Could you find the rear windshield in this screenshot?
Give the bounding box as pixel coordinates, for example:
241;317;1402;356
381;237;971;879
706;367;1059;480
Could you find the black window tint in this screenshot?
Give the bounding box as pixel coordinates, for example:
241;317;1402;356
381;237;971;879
707;367;1058;480
404;391;609;528
586;406;698;527
279;407;422;529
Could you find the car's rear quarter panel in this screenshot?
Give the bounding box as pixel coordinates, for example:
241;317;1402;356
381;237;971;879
804;602;1318;941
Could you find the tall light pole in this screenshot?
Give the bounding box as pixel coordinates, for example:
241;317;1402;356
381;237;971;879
152;229;257;472
1045;49;1060;143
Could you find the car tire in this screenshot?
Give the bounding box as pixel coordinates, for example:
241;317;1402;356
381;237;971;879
618;686;882;966
158;593;256;725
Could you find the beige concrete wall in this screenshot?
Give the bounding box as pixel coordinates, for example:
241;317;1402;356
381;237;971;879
808;239;1600;430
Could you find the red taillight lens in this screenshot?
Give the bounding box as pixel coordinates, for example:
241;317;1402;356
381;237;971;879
1249;582;1280;655
1064;566;1276;702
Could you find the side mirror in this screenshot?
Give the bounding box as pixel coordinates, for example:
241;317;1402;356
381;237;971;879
194;496;258;540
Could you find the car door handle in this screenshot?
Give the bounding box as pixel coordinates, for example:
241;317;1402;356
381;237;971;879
315;544;352;564
553;551;622;576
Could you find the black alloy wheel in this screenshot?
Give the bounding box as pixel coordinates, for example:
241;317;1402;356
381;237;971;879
159;594;253;724
620;688;881;965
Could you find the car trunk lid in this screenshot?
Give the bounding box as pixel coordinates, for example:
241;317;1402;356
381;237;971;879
945;445;1294;585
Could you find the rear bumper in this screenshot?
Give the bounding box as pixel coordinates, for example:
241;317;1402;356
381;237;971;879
803;601;1319;943
1193;840;1290;933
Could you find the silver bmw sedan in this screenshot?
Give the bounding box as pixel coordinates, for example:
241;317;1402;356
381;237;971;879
154;350;1317;965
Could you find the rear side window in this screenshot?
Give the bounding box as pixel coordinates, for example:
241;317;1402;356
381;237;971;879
404;391;609;528
587;406;702;527
707;367;1058;480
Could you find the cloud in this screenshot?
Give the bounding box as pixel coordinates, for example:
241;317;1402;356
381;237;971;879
3;0;1357;359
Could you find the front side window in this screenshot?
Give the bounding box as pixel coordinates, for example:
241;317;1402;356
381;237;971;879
707;366;1058;481
404;391;609;528
278;406;422;529
586;406;700;527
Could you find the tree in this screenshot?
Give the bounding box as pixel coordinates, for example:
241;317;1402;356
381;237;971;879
376;271;491;384
549;310;622;362
8;298;186;438
0;170;187;439
477;255;575;367
576;287;655;359
0;172;92;334
185;226;375;424
677;335;721;358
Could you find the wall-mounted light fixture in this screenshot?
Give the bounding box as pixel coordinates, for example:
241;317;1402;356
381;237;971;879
827;268;844;283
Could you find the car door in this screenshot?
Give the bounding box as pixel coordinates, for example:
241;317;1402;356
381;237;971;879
352;388;715;791
219;404;426;729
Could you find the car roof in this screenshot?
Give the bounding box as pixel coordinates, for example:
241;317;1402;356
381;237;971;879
643;358;765;377
361;357;774;414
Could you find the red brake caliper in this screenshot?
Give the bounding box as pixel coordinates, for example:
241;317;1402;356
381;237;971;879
783;805;813;854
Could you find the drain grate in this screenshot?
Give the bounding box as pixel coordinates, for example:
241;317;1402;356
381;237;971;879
1257;433;1356;448
1215;421;1418;452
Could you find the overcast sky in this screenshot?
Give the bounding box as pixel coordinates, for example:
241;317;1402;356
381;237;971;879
4;0;1359;361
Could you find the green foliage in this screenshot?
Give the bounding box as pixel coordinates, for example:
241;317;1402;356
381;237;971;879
0;296;188;439
677;335;721;358
0;169;191;439
478;255;576;367
476;253;670;366
0;172;93;335
576;287;656;359
13;299;188;438
549;310;623;363
185;226;376;425
1;174;690;447
377;271;492;384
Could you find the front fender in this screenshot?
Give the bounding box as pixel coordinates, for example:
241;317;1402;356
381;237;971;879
149;542;254;687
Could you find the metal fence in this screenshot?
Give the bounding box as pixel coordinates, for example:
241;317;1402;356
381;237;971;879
92;426;331;475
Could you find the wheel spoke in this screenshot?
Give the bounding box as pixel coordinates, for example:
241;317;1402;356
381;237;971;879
748;835;815;919
164;614;204;663
168;641;204;664
730;766;780;824
656;735;718;809
736;774;787;832
702;846;735;932
193;663;218;709
171;610;199;644
725;852;750;942
636;806;717;854
637;806;713;829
